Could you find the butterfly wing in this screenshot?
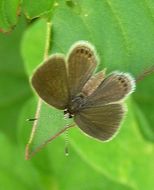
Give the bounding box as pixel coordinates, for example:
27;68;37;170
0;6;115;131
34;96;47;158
31;55;69;110
74;72;135;141
82;70;106;96
85;72;135;107
67;41;98;98
74;104;124;141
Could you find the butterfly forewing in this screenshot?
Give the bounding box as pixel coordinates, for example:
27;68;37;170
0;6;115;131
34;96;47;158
74;104;124;141
85;72;135;107
31;55;69;110
67;42;98;98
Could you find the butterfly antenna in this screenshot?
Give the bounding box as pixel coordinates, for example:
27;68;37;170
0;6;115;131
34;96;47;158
64;127;69;156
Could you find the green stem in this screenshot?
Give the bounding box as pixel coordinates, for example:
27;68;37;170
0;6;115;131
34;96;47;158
136;65;154;83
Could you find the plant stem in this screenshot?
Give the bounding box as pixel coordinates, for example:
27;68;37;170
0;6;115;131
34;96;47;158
136;65;154;83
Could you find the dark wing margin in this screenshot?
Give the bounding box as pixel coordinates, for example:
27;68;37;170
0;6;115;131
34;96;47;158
85;72;135;107
31;55;69;110
74;104;125;141
67;41;98;98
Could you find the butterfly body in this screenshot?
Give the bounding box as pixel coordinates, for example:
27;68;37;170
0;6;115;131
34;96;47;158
31;41;135;141
67;93;86;115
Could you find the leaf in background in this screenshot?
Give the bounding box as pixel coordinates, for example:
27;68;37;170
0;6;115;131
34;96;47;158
0;132;51;190
21;19;47;75
0;0;20;33
0;16;31;139
133;74;154;141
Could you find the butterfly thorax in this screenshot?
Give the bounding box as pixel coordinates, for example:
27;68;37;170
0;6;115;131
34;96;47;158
65;93;86;117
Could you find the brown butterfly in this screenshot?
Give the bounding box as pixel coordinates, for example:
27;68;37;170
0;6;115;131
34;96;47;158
31;41;135;141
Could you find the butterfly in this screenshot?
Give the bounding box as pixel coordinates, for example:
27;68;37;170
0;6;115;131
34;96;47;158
31;41;135;141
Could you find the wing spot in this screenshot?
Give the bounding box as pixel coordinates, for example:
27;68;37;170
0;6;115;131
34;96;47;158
88;53;92;58
75;47;93;59
121;80;125;83
85;50;89;55
80;48;84;53
76;48;83;54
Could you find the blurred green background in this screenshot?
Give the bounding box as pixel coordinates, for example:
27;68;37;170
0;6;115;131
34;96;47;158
0;1;154;190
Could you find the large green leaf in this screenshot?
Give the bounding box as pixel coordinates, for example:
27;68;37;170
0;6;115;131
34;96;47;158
0;0;20;32
21;2;154;189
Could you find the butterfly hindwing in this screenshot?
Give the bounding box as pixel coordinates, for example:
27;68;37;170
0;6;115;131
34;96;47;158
74;103;125;141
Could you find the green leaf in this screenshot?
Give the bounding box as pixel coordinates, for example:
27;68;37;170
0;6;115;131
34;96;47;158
22;0;55;19
0;0;20;32
0;17;31;139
